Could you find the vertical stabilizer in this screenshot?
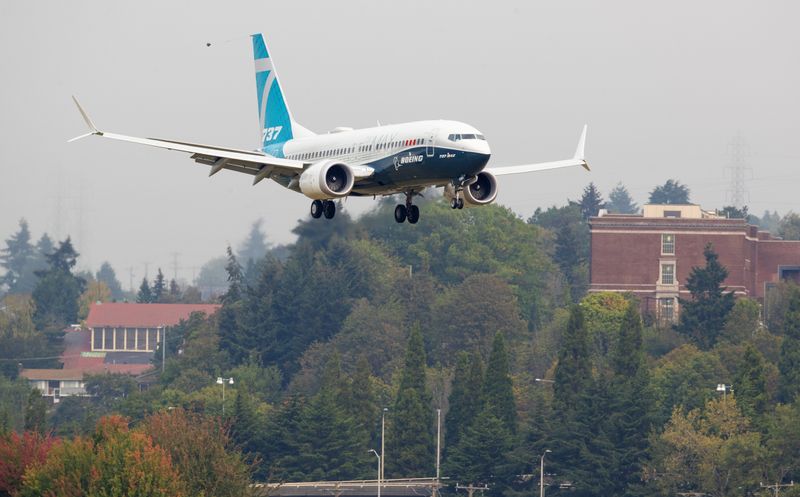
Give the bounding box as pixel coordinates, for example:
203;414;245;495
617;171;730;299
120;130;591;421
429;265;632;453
251;34;314;149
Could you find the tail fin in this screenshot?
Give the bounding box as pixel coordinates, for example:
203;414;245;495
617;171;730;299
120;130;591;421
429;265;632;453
251;34;313;149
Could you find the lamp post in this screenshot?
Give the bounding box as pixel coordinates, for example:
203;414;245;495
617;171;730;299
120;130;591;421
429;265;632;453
216;377;234;415
370;449;381;497
535;378;555;384
381;408;387;481
540;449;552;497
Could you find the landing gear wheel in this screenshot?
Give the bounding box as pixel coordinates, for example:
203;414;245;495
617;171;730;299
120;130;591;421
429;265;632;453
450;198;459;210
311;200;323;219
456;198;464;209
407;205;420;224
323;200;336;219
394;204;408;223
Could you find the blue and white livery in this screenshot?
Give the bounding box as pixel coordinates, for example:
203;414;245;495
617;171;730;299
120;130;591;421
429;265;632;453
71;34;589;224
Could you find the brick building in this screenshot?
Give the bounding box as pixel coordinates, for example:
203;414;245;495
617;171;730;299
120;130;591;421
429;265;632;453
589;204;800;323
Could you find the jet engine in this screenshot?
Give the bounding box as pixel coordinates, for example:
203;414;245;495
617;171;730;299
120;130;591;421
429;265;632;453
462;171;498;206
298;160;355;199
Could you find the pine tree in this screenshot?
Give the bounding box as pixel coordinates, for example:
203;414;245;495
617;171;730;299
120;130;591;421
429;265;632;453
607;183;639;214
231;387;263;462
23;389;46;434
168;279;181;300
579;182;604;220
218;247;245;365
388;325;434;477
95;261;124;300
151;268;166;303
445;352;484;452
31;238;85;330
778;290;800;403
444;408;514;495
734;344;768;421
0;219;36;294
238;219;270;266
349;355;380;446
554;305;592;411
676;244;735;350
136;277;153;303
648;179;690;204
608;302;654;497
483;333;516;434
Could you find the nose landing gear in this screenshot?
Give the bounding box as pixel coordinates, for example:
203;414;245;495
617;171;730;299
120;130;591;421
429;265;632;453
395;191;420;224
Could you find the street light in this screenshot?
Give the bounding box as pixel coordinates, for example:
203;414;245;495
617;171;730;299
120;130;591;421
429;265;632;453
540;449;552;497
535;378;555;384
370;449;381;497
381;408;388;482
216;377;234;415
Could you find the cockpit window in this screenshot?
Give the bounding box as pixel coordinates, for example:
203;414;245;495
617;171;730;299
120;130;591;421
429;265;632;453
449;133;485;141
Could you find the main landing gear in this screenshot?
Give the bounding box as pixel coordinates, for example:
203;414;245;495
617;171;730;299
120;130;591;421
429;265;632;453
450;197;464;210
310;199;337;219
395;192;420;224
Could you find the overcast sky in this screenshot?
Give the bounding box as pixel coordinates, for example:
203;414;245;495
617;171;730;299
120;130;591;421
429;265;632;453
1;0;798;289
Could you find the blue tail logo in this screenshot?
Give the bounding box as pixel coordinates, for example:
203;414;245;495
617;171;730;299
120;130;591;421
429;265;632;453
252;34;293;148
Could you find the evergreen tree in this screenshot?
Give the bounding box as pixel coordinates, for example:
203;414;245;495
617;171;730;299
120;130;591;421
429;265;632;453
734;344;768;422
0;219;36;294
168;279;181;300
676;244;735;350
554;306;592;411
444;408;514;496
31;238;84;330
778;290;800;403
719;205;749;219
606;183;639;214
95;262;124;300
648;179;690;204
238;219;270;266
136;277;153;303
445;352;484;452
261;396;305;480
231;387;263;463
388;325;434;477
218;246;245;365
608;303;654;497
23;389;46;434
151;268;166;303
349;355;380;446
483;333;516;434
579;182;604;220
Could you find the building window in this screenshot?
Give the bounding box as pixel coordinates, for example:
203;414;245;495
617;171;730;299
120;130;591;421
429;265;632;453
661;263;675;285
115;328;125;350
664;210;681;218
104;328;114;350
660;298;675;322
662;234;675;254
93;328;103;350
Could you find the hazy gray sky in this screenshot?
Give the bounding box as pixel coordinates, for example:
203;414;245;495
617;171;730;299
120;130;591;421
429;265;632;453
1;0;798;289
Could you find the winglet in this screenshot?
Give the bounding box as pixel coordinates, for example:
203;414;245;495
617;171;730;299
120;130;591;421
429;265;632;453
574;124;589;171
68;95;102;142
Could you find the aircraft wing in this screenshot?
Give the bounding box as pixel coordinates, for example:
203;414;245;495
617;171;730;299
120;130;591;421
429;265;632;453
69;96;309;185
487;125;590;176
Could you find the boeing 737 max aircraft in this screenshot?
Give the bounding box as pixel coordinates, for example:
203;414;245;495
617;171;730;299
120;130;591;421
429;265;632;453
71;33;589;224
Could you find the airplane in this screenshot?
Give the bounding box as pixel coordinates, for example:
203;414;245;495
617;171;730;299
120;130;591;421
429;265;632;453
71;33;589;225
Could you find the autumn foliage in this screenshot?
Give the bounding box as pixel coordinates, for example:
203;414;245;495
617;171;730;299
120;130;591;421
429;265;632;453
0;431;57;496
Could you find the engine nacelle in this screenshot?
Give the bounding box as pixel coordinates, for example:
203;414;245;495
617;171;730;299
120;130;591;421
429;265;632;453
298;160;355;199
462;171;498;207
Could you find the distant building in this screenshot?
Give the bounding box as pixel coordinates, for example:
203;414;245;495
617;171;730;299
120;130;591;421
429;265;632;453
20;302;220;401
589;204;800;324
85;302;221;353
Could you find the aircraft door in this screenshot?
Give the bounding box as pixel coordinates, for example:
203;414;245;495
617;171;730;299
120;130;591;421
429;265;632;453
426;129;437;158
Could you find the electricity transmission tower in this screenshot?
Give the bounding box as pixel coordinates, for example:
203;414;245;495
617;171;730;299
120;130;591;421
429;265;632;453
724;134;752;210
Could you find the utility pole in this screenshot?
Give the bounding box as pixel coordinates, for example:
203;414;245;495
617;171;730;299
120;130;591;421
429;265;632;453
171;252;180;281
435;408;442;497
761;481;794;497
380;408;387;482
455;484;489;497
